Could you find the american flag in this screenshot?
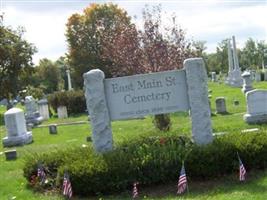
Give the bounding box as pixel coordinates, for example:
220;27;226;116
132;182;138;199
63;172;73;199
177;164;187;194
238;154;246;181
37;164;46;184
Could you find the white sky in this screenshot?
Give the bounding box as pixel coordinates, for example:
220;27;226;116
1;0;266;64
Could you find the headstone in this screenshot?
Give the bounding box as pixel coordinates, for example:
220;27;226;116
25;96;43;125
57;106;68;119
250;70;256;81
264;71;267;81
241;71;253;93
83;58;213;152
49;124;57;134
255;72;261;82
215;97;227;114
244;89;267;124
37;99;49;120
2;108;33;147
225;36;243;87
211;72;216;82
4;149;17;160
66;69;73;91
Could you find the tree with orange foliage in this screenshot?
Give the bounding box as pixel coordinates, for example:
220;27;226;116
66;3;132;88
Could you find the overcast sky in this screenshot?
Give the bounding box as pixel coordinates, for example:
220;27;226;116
1;0;266;64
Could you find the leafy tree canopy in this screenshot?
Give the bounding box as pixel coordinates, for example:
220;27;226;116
0;25;36;101
66;3;132;87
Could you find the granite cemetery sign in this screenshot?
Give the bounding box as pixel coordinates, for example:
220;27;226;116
105;70;189;120
84;58;213;152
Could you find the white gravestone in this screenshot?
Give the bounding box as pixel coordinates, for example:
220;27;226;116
38;99;49;120
241;71;253;93
2;108;33;147
57;106;68;119
25;96;43;125
84;58;213;152
243;89;267;124
66;69;73;91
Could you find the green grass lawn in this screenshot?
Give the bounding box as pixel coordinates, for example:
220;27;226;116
0;82;267;199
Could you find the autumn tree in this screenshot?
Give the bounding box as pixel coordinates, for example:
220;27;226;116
102;5;196;131
0;25;36;107
66;3;132;88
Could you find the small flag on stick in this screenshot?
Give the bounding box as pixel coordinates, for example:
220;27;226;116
177;163;187;194
63;172;73;199
37;164;46;184
132;182;139;199
237;152;246;181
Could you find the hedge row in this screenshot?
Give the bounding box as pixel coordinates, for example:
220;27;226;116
48;90;86;115
23;131;267;196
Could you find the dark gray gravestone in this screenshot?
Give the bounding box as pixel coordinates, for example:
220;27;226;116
49;124;57;134
5;150;17;160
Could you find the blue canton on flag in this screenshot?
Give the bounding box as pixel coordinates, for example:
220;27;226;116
238;154;246;181
177;164;187;194
63;172;73;199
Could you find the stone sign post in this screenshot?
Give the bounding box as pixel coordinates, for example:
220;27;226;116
84;58;213;152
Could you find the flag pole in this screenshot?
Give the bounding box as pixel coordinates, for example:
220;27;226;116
184;160;189;194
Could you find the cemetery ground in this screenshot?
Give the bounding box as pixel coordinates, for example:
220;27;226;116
1;82;267;200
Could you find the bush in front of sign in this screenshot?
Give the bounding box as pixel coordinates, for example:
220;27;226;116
23;131;267;196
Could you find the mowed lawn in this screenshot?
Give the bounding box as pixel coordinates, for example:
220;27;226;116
0;82;267;200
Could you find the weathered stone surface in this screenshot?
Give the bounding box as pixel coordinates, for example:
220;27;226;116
38;99;49;120
2;108;33;147
215;97;227;114
25;96;43;125
184;58;213;145
84;69;113;152
264;71;267;81
242;71;253;93
244;89;267;124
104;70;189;120
255;72;261;82
66;69;73;91
225;36;242;87
211;72;216;82
57;106;68;119
49;124;57;134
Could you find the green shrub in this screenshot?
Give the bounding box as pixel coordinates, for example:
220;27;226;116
23;131;267;196
48;90;86;115
153;114;171;131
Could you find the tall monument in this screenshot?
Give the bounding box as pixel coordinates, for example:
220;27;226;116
225;36;243;87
